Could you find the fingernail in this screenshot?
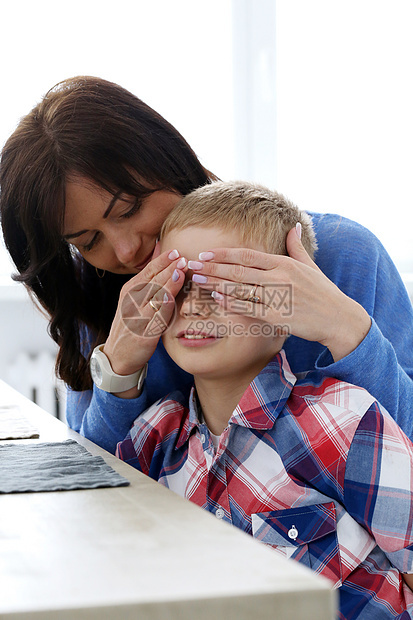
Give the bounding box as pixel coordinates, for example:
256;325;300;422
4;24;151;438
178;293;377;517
199;251;214;261
192;274;207;284
168;249;179;260
172;269;179;282
187;260;203;270
211;291;224;301
163;292;169;303
295;222;302;240
176;257;187;269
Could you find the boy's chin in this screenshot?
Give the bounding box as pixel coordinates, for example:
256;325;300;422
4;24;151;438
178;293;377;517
178;363;219;379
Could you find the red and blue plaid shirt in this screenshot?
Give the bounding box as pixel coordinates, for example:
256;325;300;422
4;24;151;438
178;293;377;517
117;350;413;619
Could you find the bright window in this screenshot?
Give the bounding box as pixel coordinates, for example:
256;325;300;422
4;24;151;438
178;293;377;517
274;0;413;281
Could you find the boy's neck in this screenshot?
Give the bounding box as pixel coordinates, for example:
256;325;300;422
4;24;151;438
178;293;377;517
194;375;249;436
194;353;277;435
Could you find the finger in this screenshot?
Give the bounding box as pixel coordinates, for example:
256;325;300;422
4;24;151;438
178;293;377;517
147;286;177;311
143;292;177;339
192;275;264;302
285;227;320;271
121;264;185;335
122;249;183;295
197;247;279;270
126;254;186;302
210;290;272;320
190;259;276;287
152;255;187;285
211;291;292;338
197;278;287;314
148;296;163;312
140;248;183;282
122;283;178;338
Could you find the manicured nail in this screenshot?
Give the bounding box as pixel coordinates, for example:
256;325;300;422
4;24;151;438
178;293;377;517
163;292;169;303
211;291;224;301
199;251;214;261
192;274;207;284
172;269;179;282
168;249;179;260
187;260;203;270
176;257;187;269
295;222;302;240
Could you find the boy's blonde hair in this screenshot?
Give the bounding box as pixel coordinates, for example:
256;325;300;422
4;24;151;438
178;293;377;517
161;180;317;258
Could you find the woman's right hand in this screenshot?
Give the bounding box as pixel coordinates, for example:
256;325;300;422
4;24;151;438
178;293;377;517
101;248;186;397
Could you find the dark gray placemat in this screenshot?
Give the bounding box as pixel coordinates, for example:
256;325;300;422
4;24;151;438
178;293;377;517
0;439;130;493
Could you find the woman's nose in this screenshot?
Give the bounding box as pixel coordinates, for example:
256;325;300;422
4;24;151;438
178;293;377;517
112;232;141;265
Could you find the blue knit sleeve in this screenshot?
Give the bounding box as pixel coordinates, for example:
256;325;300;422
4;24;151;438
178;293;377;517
315;319;413;438
66;383;153;454
309;213;413;438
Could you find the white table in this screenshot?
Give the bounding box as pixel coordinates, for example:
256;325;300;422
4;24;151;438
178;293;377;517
0;380;336;619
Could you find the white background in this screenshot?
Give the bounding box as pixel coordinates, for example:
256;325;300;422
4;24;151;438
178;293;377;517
275;0;413;277
1;0;412;278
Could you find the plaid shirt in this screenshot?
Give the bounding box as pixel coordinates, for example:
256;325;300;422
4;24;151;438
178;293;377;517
117;350;413;619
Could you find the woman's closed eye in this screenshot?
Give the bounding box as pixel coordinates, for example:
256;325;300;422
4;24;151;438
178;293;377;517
119;198;142;219
81;232;100;252
78;199;142;252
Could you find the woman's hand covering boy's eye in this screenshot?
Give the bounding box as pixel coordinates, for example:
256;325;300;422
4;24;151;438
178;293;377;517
101;249;187;396
189;226;371;363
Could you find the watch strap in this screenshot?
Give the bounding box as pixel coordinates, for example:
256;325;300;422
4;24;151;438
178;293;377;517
90;344;148;393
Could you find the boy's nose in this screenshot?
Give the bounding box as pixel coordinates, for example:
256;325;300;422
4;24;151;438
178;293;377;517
180;283;212;317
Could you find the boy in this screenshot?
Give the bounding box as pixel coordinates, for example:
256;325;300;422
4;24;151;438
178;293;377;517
117;181;413;619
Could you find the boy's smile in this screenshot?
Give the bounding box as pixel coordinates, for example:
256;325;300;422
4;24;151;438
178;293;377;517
176;326;223;347
160;226;286;385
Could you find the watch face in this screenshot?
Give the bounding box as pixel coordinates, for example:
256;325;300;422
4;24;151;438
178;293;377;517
90;357;103;386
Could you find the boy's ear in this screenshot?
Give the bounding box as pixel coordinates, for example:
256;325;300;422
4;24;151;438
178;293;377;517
285;227;316;268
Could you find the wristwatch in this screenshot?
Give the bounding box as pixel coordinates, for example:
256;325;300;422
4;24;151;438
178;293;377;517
90;344;148;393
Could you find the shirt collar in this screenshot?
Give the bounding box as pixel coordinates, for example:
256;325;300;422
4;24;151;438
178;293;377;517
231;349;297;430
175;389;200;449
176;349;296;448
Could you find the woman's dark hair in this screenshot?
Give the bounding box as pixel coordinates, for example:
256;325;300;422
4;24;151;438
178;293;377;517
0;76;213;390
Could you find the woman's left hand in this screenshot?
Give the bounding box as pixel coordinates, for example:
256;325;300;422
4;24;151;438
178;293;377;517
189;227;371;363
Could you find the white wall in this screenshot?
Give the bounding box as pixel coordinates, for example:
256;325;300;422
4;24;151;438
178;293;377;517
0;288;61;414
274;0;413;280
0;296;54;378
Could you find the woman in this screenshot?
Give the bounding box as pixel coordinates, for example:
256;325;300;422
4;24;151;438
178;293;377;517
1;76;412;453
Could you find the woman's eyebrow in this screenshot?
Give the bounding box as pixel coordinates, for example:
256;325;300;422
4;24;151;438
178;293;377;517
63;191;122;240
103;191;123;218
63;228;89;241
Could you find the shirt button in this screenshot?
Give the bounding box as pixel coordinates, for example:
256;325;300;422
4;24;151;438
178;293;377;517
200;433;206;444
288;525;298;540
215;507;225;520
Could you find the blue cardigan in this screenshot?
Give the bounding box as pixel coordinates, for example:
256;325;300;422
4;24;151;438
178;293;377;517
66;212;413;453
